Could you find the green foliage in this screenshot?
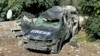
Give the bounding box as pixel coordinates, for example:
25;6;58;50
0;0;25;21
0;0;7;20
32;0;59;8
23;0;59;17
84;16;100;39
78;0;100;16
0;0;59;21
78;0;100;40
60;0;78;7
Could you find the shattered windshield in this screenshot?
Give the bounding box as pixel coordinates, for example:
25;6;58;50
34;17;61;29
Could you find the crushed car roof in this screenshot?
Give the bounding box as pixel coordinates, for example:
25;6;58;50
40;6;64;20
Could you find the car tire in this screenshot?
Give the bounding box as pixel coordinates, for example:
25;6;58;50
51;39;62;54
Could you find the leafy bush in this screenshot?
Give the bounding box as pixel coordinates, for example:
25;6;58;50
32;0;59;8
23;0;59;17
84;16;100;39
78;0;100;40
0;0;59;21
0;0;25;21
78;0;100;16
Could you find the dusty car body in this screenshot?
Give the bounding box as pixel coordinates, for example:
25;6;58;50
21;6;79;54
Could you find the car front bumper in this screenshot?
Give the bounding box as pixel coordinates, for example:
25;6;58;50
23;40;56;51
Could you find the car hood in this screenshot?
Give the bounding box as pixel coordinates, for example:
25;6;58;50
26;27;59;40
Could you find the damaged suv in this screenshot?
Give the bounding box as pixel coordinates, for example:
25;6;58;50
21;6;79;54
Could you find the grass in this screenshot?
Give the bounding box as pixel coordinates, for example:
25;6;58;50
72;30;90;43
72;30;100;46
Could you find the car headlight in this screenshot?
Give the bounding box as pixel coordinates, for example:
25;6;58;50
45;40;52;43
46;39;57;45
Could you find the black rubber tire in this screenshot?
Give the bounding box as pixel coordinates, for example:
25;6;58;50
51;40;62;54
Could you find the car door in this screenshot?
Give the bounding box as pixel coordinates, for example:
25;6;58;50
63;14;72;40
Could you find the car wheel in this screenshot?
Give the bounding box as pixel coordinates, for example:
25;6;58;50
51;39;62;54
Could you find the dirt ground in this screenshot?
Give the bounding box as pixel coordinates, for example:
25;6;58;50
0;21;100;56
